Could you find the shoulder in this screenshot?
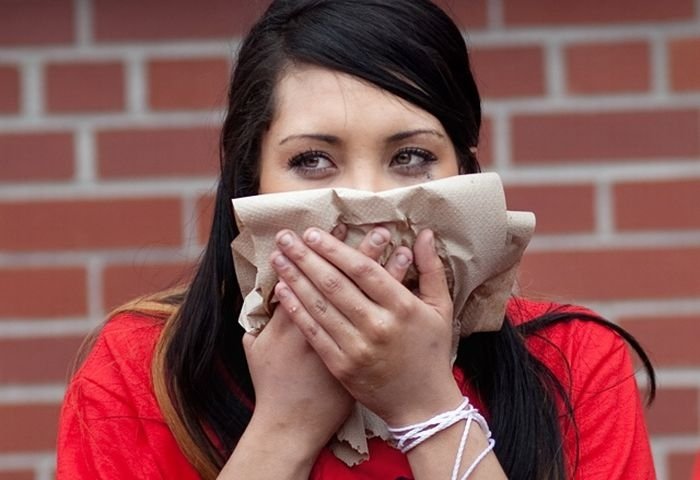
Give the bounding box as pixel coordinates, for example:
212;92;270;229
506;296;624;352
506;297;639;403
506;298;654;476
77;311;163;377
58;311;201;478
67;311;165;418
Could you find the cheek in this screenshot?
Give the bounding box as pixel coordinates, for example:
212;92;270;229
258;162;310;194
435;155;460;179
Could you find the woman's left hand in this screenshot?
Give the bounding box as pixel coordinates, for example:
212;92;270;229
270;226;464;427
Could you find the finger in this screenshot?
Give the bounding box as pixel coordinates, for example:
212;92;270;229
242;331;256;355
300;228;406;307
384;245;413;282
271;248;364;345
355;226;391;263
413;229;451;311
274;278;344;362
331;222;348;241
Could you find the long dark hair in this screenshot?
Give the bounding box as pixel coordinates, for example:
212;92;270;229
148;1;655;478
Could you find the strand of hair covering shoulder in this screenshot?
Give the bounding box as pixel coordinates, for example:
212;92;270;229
386;396;495;479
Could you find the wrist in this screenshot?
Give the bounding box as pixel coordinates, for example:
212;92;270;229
245;409;328;465
384;384;464;428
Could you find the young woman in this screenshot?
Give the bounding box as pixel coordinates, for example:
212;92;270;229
57;1;656;479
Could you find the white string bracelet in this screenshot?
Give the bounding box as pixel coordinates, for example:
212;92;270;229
387;397;472;453
386;396;495;479
452;413;495;480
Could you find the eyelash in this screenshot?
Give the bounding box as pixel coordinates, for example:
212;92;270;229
287;150;334;177
392;147;438;173
286;147;438;178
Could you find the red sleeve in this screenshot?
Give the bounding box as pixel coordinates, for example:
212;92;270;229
510;299;656;479
56;313;200;480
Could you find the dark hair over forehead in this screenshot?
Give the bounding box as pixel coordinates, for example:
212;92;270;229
221;0;482;199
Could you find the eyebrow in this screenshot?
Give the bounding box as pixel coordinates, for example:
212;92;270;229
278;129;445;146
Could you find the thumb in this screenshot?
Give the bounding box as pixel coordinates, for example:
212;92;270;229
242;331;257;356
413;229;451;312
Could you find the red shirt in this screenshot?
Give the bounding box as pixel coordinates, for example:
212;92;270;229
57;298;655;479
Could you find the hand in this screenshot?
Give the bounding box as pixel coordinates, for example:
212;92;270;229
270;226;464;427
243;303;354;448
242;224;356;452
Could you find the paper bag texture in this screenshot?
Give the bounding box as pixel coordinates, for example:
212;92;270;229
230;172;535;465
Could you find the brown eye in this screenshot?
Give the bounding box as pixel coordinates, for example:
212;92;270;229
391;147;437;169
287;150;336;178
394;151;415;165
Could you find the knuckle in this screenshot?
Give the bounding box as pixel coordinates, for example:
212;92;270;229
350;341;373;366
302;321;320;339
350;258;375;278
394;296;414;316
320;274;343;295
288;245;309;262
334;360;353;382
351;304;367;320
322;240;339;256
366;317;393;343
311;297;330;317
283;268;301;284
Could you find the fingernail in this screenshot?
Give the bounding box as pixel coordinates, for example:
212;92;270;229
305;229;321;244
396;253;411;267
273;254;289;267
277;232;293;247
331;223;347;238
428;230;436;250
370;230;387;246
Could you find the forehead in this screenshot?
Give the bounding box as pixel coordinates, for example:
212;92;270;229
269;65;443;132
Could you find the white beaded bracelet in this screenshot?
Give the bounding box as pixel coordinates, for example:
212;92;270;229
387;397;495;480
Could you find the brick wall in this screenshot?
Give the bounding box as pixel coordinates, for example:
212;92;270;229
0;1;698;479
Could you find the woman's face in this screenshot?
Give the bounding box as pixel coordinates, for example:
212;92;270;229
259;65;460;194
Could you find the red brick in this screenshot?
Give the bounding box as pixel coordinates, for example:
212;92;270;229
470;46;545;99
503;0;694;25
477;117;493;168
668;452;698;480
615;179;700;231
0;0;73;45
619;315;699;367
0;198;182;251
103;262;194;311
511;110;700;164
0;66;20;113
0;336;83;383
0;267;86;318
0;471;35;480
505;184;594;233
94;0;268;42
0;132;74;182
670;37;700;92
0;404;60;451
148;58;229;111
645;388;698;435
196;194;215;245
434;0;488;28
566;41;651;94
97;127;219;179
519;247;700;301
46;62;124;113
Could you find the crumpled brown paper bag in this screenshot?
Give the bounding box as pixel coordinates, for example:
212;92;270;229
230;172;535;465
